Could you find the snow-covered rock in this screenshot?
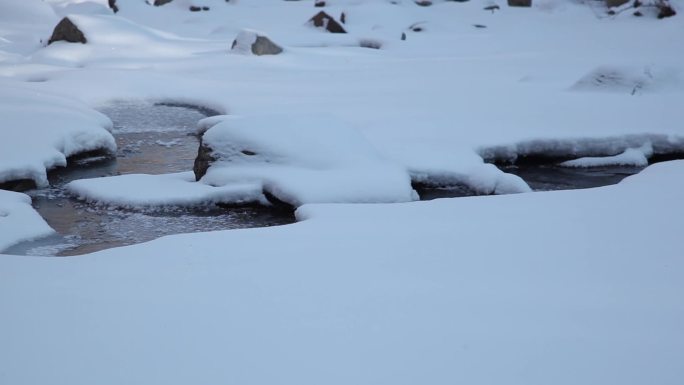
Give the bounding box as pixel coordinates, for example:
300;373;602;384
231;29;283;56
196;114;416;206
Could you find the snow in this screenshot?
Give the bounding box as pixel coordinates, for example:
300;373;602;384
0;81;115;186
1;160;684;384
199;114;418;205
1;1;684;383
0;189;54;251
66;171;265;208
561;142;653;167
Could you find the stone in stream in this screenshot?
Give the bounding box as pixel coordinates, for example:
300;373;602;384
309;11;347;33
48;17;87;45
231;30;283;55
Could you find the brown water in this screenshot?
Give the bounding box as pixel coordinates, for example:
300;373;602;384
5;102;294;256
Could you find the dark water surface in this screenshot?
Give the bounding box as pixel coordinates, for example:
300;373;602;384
5;102;294;256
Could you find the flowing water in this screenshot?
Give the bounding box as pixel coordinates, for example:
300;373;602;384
5;102;294;256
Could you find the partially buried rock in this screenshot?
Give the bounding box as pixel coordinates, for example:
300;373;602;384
154;0;173;5
48;17;86;45
231;30;283;55
108;0;118;13
605;0;629;7
309;11;346;33
508;0;531;6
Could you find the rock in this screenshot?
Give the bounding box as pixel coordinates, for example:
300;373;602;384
605;0;629;7
189;5;201;11
48;17;87;45
309;11;346;33
231;30;283;55
483;4;500;11
154;0;173;6
193;139;214;181
202;6;209;10
340;12;346;24
657;1;676;18
508;0;531;6
415;0;433;6
314;0;326;7
108;0;118;13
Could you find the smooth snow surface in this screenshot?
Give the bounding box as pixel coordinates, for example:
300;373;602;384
2;161;684;385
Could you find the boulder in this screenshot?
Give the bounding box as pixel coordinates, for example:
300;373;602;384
605;0;629;7
508;0;531;6
309;11;346;33
48;17;87;45
154;0;173;6
231;30;283;56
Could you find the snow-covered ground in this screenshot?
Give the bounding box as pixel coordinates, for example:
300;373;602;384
1;0;683;383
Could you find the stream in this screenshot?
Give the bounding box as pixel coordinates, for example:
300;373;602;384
3;102;653;255
5;102;295;256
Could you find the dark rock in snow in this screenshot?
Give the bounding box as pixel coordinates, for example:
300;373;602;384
340;12;346;24
657;2;676;18
415;0;433;6
309;11;346;33
48;17;87;45
508;0;531;6
189;5;202;11
202;6;210;10
605;0;629;7
108;0;119;13
484;4;500;12
315;0;326;7
231;30;283;55
154;0;173;6
193;140;214;181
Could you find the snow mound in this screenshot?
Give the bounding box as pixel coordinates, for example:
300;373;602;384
199;114;417;206
561;143;653;168
0;190;54;252
66;172;265;208
0;80;115;187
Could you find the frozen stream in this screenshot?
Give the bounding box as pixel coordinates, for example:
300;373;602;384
4;102;655;255
5;102;295;256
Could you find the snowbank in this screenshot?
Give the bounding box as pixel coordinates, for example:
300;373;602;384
0;80;115;187
0;189;53;251
66;171;265;208
198;114;417;206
